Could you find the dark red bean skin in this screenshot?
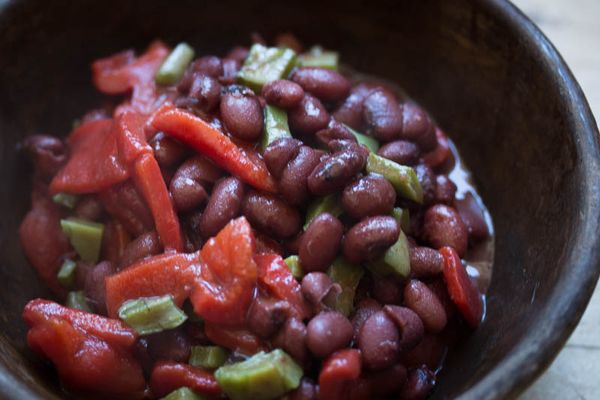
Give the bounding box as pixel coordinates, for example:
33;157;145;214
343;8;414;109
455;192;489;241
434;175;457;205
343;216;400;264
332;83;377;129
377;140;420;166
169;175;208;212
83;261;115;315
415;164;437;206
363;88;403;142
182;210;204;252
401;103;437;152
351;298;382;341
188;73;221;112
226;47;249;63
118;231;162;270
372;276;403;305
383;305;425;350
422;204;468;257
172;156;224;186
399;367;436;400
262;79;305;109
191;56;223;78
358;311;400;370
400;334;446;371
200;177;245;238
409;246;444;278
368;364;408;397
403;280;447;333
315;120;356;147
22;135;67;179
242;191;301;239
280;146;321;206
74;195;104;221
287;378;318;400
288;94;330;135
246;295;290;339
263;138;302;179
150;132;188;168
306;311;353;359
291;67;351;102
341;174;396;220
307;144;367;196
299;213;344;272
219;58;241;85
220;92;263;141
145;328;191;363
301;272;341;309
271;317;309;365
99;182;154;237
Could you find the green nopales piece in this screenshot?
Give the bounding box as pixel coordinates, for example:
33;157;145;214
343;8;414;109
155;42;195;85
215;349;302;400
189;346;229;369
366;152;423;203
297;46;339;70
118;295;187;335
261;105;292;150
60;218;104;264
327;258;364;316
283;255;303;279
57;259;77;288
160;387;207;400
238;44;296;92
66;291;92;312
304;195;343;230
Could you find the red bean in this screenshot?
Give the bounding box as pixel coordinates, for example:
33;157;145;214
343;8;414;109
401;103;437;152
263;137;302;179
280;146;321;206
363;88;403;142
182;210;204;252
145;328;191;363
358;311;400;370
315;120;357;147
423;204;468;256
415;164;436;206
306;311;353;359
372;276;403;305
188;73;221;112
341;174;396;219
220;91;263;141
241;191;301;239
409;246;444;278
99;182;154;237
246;295;290;339
333;83;377;129
288;94;330;135
173;156;224;186
150;132;188;168
291;67;351;102
377;140;420;166
286;377;317;400
399;367;436;400
191;56;223;78
118;231;162;270
226;47;249;63
351;298;382;341
383;305;425;350
83;261;115;315
262;79;305;109
169;176;207;213
219;58;241;85
400;334;446;370
271;317;308;365
22;135;67;179
368;364;408;397
301;272;341;310
455;192;489;241
307;143;367;196
74;195;104;221
299;213;344;272
200;177;245;238
343;216;399;264
403;280;447;333
434;175;457;205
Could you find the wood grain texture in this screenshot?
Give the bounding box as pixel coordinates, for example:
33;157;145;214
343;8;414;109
512;1;600;399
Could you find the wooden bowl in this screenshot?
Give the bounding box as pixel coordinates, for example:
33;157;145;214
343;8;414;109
0;0;598;398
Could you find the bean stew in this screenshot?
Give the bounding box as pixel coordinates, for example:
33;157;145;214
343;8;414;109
18;35;494;400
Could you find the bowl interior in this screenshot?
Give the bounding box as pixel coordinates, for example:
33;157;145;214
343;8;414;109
0;0;598;399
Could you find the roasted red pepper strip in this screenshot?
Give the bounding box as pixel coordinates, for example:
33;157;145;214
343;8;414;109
23;300;144;398
105;252;201;318
204;323;266;355
423;128;450;168
116;111;153;165
133;153;184;251
152;107;278;193
440;246;483;328
92;41;169;115
319;349;362;400
50;119;129;194
150;361;221;398
19;196;70;296
255;253;309;319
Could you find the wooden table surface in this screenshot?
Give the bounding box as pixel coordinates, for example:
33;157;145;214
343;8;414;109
509;1;600;399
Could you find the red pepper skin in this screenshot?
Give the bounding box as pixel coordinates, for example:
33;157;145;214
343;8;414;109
152;108;278;193
116;111;153;165
319;349;362;400
105;252;201;318
50;119;129;194
150;361;221;398
204;323;266;355
23;300;144;398
440;246;483;328
423;128;450;168
191;217;258;326
19;196;70;297
133;153;184;251
92;41;169;115
255;253;309;320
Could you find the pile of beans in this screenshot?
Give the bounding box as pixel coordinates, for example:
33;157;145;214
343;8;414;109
21;36;492;400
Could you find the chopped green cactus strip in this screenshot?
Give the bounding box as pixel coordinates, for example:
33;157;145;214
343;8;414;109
368;230;411;278
66;291;92;312
327;258;364;316
57;259;77;288
155;42;195;85
238;44;297;92
283;255;303;279
391;207;411;233
52;193;78;209
60;218;104;264
261;105;292;150
304;195;343;230
189;346;229;369
344;124;379;153
160;387;207;400
118;295;187;335
366;152;423;203
215;349;302;400
297;46;339;70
